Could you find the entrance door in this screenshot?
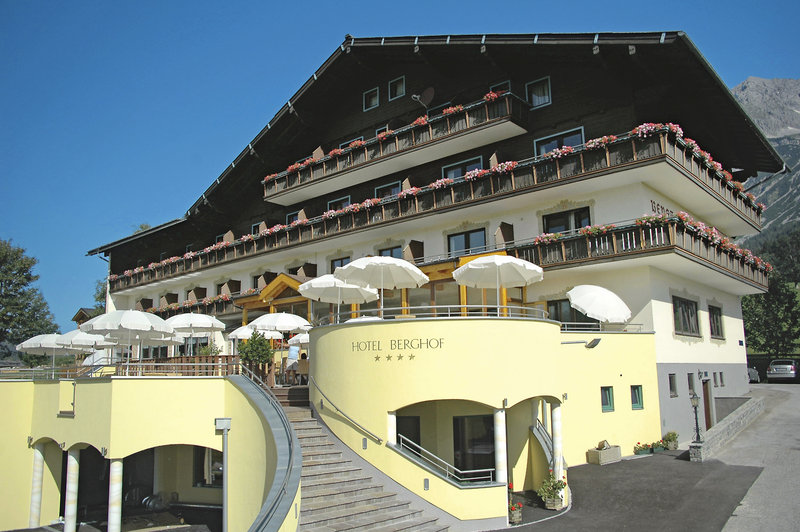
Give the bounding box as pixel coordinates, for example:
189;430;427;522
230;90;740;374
453;415;494;480
702;380;713;430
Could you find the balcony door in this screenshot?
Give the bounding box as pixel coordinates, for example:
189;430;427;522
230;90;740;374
453;415;494;479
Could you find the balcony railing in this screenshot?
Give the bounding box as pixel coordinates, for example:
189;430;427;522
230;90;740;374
507;221;769;290
110;133;765;294
262;93;528;202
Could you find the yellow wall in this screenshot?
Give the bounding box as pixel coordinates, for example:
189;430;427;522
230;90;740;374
311;319;661;519
0;376;292;532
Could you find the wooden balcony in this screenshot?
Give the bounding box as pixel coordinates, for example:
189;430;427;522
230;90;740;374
110;133;765;294
262;94;529;206
508;221;769;292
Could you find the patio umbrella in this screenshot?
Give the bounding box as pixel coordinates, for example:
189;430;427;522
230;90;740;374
566;285;631;323
452;254;543;315
17;333;83;376
298;274;379;323
166;312;225;356
250;312;311;333
228;324;256;340
333;256;428;312
81;310;174;370
288;333;310;346
56;329;117;352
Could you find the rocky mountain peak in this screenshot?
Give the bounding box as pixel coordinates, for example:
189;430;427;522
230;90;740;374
731;77;800;139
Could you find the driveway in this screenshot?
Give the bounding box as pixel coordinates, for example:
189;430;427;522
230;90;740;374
504;384;800;531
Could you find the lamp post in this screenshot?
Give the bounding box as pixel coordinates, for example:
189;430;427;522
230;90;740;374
690;393;702;443
215;418;231;532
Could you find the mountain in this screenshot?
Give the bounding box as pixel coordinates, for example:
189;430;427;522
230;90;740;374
731;77;800;250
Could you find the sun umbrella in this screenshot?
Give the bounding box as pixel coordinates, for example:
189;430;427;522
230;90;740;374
250;312;311;333
566;285;631;323
166;312;225;356
299;274;379;323
452;254;543;315
56;329;117;352
288;333;310;346
333;256;428;311
81;310;174;370
17;333;83;377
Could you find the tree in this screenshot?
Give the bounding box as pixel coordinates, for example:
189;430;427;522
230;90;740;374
91;278;106;317
238;330;273;365
742;272;800;356
0;239;59;345
757;225;800;285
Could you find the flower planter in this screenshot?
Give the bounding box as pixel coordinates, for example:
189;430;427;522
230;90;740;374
509;507;523;524
544;497;564;510
586;445;621;465
666;441;679;451
652;446;665;454
634;449;651;455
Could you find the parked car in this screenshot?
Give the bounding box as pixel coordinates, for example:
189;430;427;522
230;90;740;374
748;366;761;383
766;359;797;383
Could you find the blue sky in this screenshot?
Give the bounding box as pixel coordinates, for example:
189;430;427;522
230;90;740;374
1;0;798;333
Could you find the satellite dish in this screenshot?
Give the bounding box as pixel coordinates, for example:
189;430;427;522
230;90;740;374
411;87;435;109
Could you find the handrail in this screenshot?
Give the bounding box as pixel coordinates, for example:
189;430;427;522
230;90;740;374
335;304;549;323
237;364;298;531
397;434;494;483
309;375;382;444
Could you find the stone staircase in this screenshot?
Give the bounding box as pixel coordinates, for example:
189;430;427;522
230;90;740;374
272;386;448;532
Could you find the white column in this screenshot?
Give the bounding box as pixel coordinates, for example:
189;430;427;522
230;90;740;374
551;401;563;481
107;459;123;532
29;443;45;527
64;448;80;532
493;409;508;484
387;411;397;446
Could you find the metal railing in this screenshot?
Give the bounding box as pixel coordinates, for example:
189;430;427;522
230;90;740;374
334;304;549;323
309;375;382;444
396;434;495;484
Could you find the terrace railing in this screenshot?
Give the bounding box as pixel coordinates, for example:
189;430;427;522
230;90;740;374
109;133;764;294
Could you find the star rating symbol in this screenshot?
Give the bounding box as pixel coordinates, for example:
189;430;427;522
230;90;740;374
386;354;392;361
409;354;415;360
374;354;381;362
397;354;404;360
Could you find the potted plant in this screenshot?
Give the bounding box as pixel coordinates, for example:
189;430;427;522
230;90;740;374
508;500;523;524
652;439;666;453
663;431;679;450
238;330;274;384
536;470;566;510
633;442;651;455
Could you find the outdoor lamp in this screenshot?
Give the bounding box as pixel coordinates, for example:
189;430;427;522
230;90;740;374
690;392;702;443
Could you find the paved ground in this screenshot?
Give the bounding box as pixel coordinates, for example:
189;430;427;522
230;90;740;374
498;383;800;531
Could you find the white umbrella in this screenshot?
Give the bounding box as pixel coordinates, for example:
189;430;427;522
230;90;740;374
299;274;379;323
452;255;543;315
56;329;117;352
288;333;310;346
566;285;631;323
250;312;311;333
17;333;83;376
166;312;225;356
81;310;173;370
228;324;256;340
334;256;428;312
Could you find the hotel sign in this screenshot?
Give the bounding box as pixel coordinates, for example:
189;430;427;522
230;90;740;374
351;336;445;361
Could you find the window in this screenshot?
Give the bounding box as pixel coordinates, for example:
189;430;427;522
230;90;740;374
388;76;405;101
668;373;678;397
687;373;695;395
547;298;596;325
543;207;590;234
340;136;364;149
448;229;486;257
286;211;299;224
720;372;725;386
453;415;494;479
442;157;483;179
631;385;644;410
490;80;510;94
215;234;225;243
363;87;379;111
251;223;260;235
193;446;223;487
601;386;614;412
327;196;351;211
709;305;724;339
396;415;420;446
331;257;350;271
185;244;193;253
526;76;551;108
713;372;718;387
673;296;700;336
375;125;389;137
379;246;402;259
216;283;224;296
534;127;584;156
375;181;401;199
252;275;262;290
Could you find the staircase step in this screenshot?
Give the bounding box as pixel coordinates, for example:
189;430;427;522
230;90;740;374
368;516;448;532
301;464;364;482
302;457;352;472
298;499;413;529
297;432;330;445
301;474;374;493
302;448;342;462
301;483;384;505
300;491;396;518
284;406;313;421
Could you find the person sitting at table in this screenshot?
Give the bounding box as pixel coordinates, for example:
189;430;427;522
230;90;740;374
285;344;300;385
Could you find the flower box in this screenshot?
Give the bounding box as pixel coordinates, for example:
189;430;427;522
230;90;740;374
509;507;523;524
544;497;564;510
586;445;621;465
